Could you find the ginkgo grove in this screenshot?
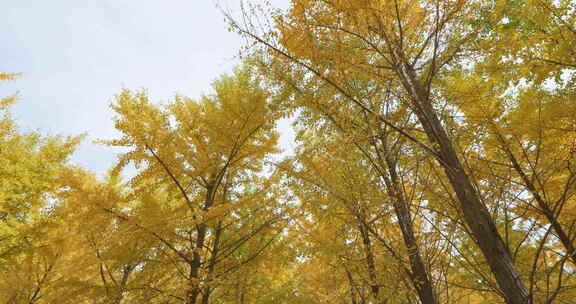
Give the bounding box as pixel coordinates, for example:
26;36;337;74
1;0;576;303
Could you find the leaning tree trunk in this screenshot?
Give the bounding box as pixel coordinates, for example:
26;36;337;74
381;150;438;304
398;65;530;304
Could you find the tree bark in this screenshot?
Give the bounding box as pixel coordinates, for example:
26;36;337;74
382;152;438;304
187;184;215;304
201;221;222;304
398;65;530;304
359;223;380;302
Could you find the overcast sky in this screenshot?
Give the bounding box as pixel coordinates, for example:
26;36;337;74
0;0;292;176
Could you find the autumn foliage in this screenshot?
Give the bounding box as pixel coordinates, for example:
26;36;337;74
1;0;576;303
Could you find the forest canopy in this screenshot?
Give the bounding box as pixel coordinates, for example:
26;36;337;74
1;0;575;303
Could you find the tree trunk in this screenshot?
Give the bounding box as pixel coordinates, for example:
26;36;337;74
359;224;380;302
382;152;438;304
201;221;222;304
399;65;530;304
187;184;215;304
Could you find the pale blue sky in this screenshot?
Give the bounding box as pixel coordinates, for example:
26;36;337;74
1;0;292;175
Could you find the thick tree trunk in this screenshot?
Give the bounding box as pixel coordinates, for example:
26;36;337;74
399;66;530;304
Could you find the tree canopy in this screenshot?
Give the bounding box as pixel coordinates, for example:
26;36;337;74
1;1;575;303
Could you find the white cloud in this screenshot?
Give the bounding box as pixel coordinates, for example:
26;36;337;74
0;0;291;175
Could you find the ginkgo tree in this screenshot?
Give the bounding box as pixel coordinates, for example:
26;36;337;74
2;0;576;302
263;67;445;303
94;65;290;304
227;0;576;303
0;73;82;303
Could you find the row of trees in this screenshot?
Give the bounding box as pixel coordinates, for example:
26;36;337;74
1;0;575;303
